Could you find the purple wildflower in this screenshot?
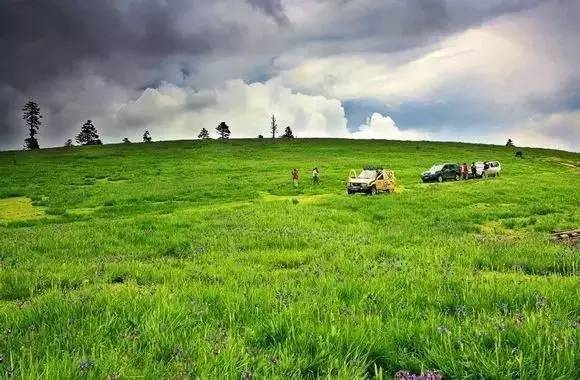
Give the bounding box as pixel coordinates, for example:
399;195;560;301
535;296;548;309
241;369;253;380
395;370;443;380
79;359;94;372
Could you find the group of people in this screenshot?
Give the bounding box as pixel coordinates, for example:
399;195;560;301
459;162;488;179
291;168;320;187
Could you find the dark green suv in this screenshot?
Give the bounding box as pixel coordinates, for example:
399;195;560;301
421;163;461;183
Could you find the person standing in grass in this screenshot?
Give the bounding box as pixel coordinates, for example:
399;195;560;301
461;163;469;180
471;162;477;178
291;168;300;187
312;167;320;184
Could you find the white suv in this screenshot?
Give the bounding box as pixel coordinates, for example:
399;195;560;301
472;161;501;178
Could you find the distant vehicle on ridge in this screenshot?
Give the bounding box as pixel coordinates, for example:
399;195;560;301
421;163;461;183
471;161;502;178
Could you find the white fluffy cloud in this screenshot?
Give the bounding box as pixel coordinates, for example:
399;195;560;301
352;113;429;141
107;80;430;143
111;79;349;140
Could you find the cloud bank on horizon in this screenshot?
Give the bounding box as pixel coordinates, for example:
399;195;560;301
1;0;579;151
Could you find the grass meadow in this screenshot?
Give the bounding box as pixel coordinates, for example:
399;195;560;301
0;139;578;379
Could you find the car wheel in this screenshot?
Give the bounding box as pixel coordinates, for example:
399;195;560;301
370;186;377;196
455;174;460;181
437;175;443;183
347;189;353;195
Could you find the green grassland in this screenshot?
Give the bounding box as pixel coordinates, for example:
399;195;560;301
0;139;578;379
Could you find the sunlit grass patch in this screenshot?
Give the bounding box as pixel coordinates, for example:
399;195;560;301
0;197;45;222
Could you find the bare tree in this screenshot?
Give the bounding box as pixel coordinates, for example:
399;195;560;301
271;115;277;138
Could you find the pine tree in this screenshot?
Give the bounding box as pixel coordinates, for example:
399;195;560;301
216;122;231;139
506;139;515;147
64;139;73;147
198;128;211;139
22;101;42;150
271;115;278;138
76;120;102;145
143;130;152;143
282;126;294;138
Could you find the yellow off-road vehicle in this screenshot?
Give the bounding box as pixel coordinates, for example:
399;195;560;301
347;167;396;195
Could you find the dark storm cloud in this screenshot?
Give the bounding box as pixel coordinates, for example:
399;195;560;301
247;0;288;24
0;0;541;92
0;0;236;90
289;0;543;55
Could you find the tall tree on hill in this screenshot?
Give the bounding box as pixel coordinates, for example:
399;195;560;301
282;126;294;138
22;101;42;150
143;130;152;143
198;128;211;139
506;138;515;147
64;139;73;147
271;114;278;138
76;120;102;145
216;122;231;139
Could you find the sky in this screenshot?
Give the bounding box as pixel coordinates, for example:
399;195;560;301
1;0;579;151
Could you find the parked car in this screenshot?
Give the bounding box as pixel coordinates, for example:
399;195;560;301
421;163;461;183
484;161;501;177
470;161;501;178
347;167;396;195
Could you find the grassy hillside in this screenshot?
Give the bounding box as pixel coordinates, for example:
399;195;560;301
0;139;578;379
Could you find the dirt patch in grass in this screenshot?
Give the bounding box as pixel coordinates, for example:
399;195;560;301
68;176;129;187
95;177;129;184
551;229;580;250
259;192;331;205
107;175;130;182
0;197;45;222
